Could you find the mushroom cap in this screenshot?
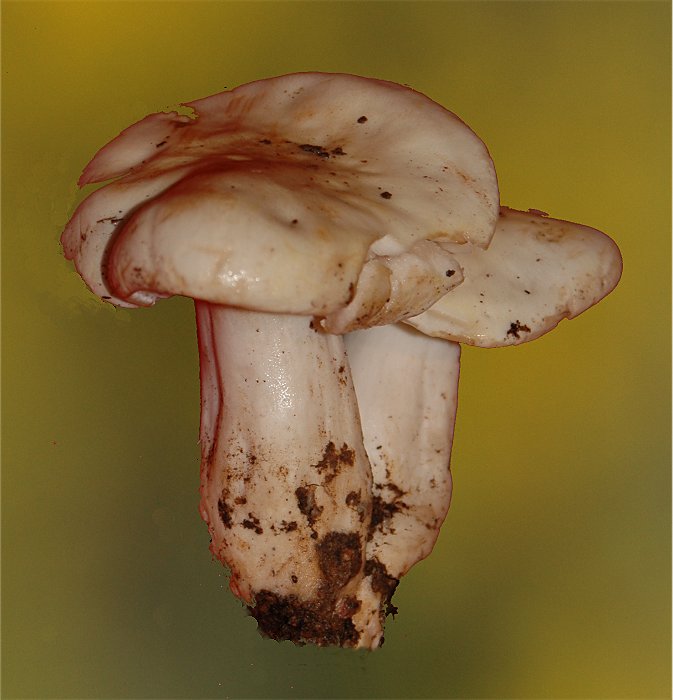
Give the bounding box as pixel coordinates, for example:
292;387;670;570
61;72;499;322
404;207;623;346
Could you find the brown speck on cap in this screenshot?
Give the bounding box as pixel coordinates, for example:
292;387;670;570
506;320;531;339
299;143;330;158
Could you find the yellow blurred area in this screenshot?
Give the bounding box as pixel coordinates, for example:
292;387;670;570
2;2;670;698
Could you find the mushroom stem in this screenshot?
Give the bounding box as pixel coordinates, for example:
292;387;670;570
345;323;460;585
195;301;386;647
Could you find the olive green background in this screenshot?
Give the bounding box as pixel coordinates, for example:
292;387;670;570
2;1;670;698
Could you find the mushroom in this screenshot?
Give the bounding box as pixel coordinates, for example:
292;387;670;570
345;206;622;587
61;73;622;649
60;72;500;648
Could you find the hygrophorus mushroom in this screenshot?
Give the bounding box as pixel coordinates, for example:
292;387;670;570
61;72;621;649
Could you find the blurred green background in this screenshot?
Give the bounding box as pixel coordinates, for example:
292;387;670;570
2;1;670;698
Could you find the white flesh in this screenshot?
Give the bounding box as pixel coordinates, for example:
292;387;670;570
346;324;460;582
196;302;388;648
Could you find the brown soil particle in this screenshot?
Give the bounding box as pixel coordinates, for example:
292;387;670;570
383;482;405;498
317;531;362;588
248;590;361;647
369;492;407;538
242;513;263;534
217;498;233;528
345;490;361;507
337;595;362;617
313;441;355;483
248;529;370;647
295;484;323;526
365;558;399;617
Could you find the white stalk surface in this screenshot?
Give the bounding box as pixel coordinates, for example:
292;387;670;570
196;302;386;647
346;324;460;580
